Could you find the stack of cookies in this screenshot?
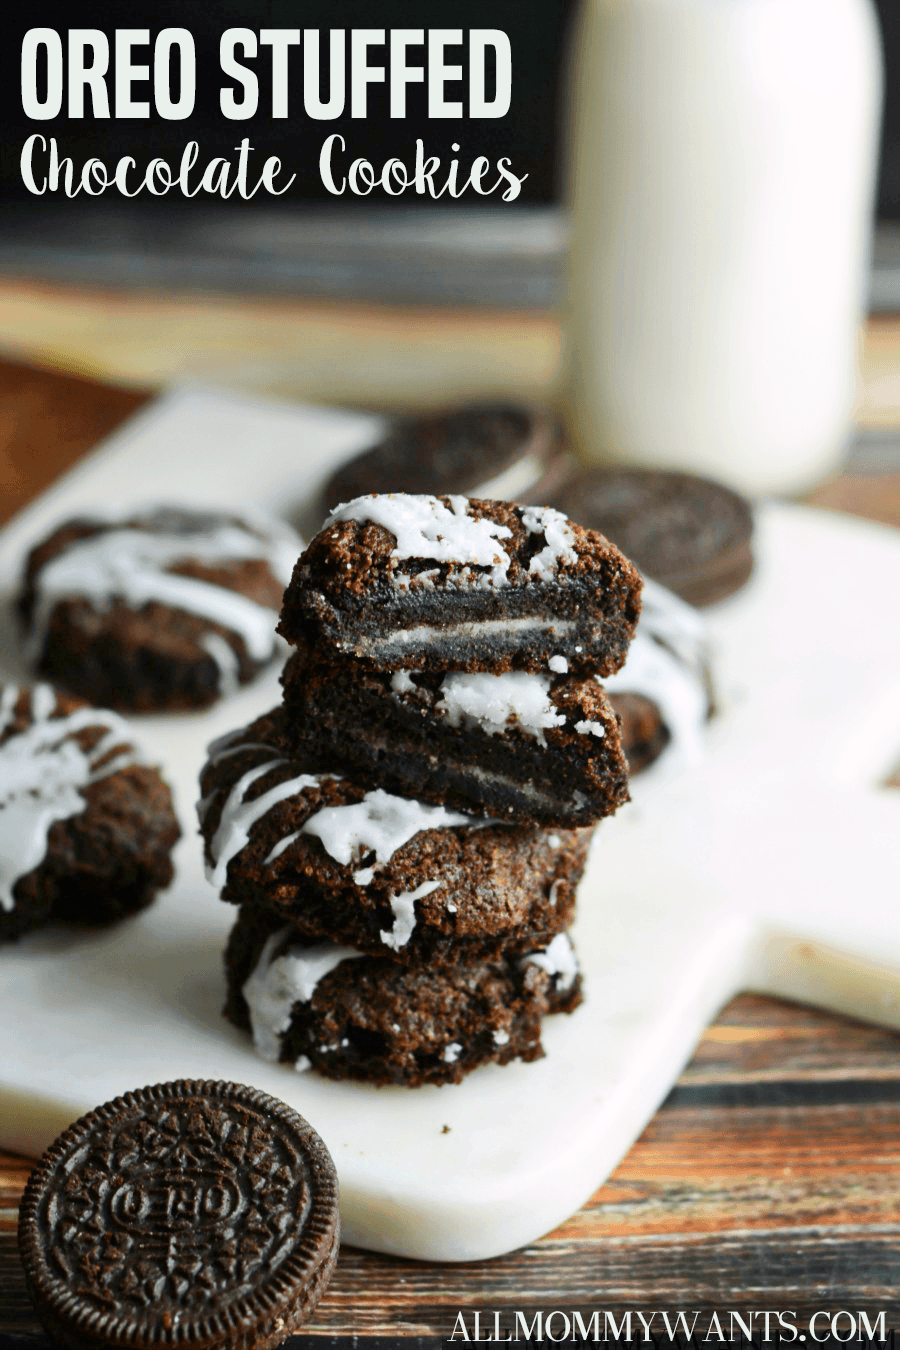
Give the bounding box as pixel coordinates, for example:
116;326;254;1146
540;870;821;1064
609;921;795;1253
199;494;642;1087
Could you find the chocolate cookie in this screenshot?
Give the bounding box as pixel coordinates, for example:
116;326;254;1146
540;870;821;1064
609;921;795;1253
18;1079;339;1350
19;506;300;712
0;683;179;942
604;579;713;775
550;468;753;607
226;904;583;1087
199;708;590;957
279;494;642;677
322;403;569;514
279;646;629;827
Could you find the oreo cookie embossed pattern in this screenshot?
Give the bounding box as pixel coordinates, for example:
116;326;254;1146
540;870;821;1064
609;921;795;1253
551;468;754;608
201;494;643;1086
18;1080;340;1350
322;403;568;513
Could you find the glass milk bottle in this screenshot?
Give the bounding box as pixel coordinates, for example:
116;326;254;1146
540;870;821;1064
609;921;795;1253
560;0;883;495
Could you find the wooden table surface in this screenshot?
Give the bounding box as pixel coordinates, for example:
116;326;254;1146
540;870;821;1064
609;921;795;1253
1;325;900;1340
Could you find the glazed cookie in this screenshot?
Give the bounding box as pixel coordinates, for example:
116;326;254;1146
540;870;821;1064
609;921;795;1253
19;506;300;712
604;578;713;775
322;403;569;514
279;645;629;826
550;468;753;606
0;683;179;941
278;494;642;676
199;709;591;958
225;903;583;1087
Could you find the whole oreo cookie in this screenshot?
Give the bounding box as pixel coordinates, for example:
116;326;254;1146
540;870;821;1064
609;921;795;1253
18;1079;339;1350
550;469;753;607
322;403;567;514
19;506;300;713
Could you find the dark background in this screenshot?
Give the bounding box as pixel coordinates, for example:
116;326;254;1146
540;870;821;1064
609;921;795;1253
2;0;898;217
0;2;575;211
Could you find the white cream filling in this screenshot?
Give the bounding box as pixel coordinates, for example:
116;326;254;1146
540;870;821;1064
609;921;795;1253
357;617;576;655
437;670;566;744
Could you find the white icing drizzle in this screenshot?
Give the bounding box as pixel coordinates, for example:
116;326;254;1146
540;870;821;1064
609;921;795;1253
0;687;138;912
295;1054;312;1072
437;670;566;745
603;577;709;767
523;933;578;992
242;928;362;1062
493;1028;511;1046
263;830;303;866
300;788;476;879
326;493;512;582
443;1042;462;1063
547;834;562;849
202;735;481;887
379;878;443;951
201;632;240;698
204;731;276;768
574;718;606;738
548;654;569;674
521;506;578;581
31;683;57;722
29;514;297;663
206;760;324;888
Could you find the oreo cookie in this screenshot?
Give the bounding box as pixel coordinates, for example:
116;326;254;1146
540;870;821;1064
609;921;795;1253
550;468;753;607
322;403;568;514
18;1079;339;1350
278;646;630;827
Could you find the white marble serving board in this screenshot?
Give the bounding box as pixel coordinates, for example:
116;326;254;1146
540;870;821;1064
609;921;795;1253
1;385;899;1263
